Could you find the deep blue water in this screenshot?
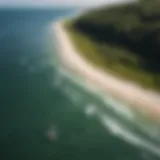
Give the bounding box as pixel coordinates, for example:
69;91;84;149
0;8;160;160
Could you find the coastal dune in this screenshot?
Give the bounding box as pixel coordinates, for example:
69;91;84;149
54;21;160;119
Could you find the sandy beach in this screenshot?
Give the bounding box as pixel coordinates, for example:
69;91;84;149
54;21;160;119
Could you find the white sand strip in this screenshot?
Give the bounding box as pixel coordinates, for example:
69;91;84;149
54;21;160;118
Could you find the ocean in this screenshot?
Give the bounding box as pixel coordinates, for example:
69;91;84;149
0;8;160;160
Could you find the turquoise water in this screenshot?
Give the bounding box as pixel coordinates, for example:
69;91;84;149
0;8;160;160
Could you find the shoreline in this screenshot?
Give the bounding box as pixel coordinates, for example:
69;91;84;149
54;20;160;119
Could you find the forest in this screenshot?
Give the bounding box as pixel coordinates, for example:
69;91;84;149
66;0;160;90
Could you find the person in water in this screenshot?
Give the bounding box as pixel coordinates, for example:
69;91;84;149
46;125;58;141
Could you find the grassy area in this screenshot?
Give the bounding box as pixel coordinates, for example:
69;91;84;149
64;21;160;91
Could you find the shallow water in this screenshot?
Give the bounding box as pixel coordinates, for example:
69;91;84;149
0;8;160;160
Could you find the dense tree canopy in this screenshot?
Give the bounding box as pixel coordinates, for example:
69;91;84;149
67;0;160;90
73;0;160;72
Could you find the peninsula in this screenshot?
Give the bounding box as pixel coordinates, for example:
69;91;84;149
54;0;160;119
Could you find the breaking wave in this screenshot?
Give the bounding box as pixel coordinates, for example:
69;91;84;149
51;62;160;159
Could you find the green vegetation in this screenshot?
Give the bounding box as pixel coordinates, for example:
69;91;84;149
65;0;160;91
